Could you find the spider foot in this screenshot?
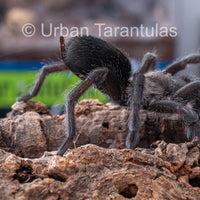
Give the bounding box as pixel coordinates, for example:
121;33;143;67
17;94;33;102
56;138;73;156
150;100;200;142
126;130;140;149
190;136;199;145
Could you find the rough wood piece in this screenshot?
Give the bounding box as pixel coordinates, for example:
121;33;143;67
9;101;51;117
0;141;199;200
0;100;187;158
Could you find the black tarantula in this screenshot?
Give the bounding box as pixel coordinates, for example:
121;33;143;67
17;35;200;156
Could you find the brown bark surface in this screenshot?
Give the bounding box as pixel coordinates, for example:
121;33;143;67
0;141;199;200
0;100;199;200
0;99;187;158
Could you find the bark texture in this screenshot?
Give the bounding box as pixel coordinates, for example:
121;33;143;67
0;100;199;200
0;142;199;200
0;100;187;158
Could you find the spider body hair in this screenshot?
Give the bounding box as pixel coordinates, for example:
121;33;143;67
64;35;131;106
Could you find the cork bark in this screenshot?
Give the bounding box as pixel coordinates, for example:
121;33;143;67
0;100;199;200
0;99;187;158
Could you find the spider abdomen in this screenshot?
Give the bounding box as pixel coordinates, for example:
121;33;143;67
64;35;131;105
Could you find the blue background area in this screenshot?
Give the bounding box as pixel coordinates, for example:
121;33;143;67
157;61;171;70
0;60;43;71
0;60;171;71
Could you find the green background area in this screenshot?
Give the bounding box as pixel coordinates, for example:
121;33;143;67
0;71;108;109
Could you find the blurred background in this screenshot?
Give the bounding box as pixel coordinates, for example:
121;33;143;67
0;0;200;117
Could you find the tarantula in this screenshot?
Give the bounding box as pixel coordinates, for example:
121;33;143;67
17;35;200;156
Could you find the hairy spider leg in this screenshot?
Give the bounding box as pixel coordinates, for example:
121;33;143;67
17;37;69;102
126;53;157;148
57;68;109;156
173;81;200;99
126;73;144;148
163;53;200;75
139;52;157;74
17;62;68;102
150;100;200;142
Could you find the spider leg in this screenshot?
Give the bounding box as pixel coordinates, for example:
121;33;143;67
57;67;109;156
173;81;200;99
163;53;200;75
126;53;157;149
150;100;200;141
17;62;69;102
126;73;145;148
139;52;157;74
